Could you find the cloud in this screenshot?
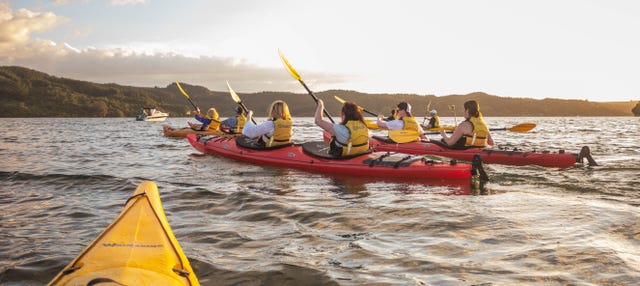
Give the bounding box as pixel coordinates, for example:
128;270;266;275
43;48;347;92
52;0;79;4
2;34;343;93
51;0;148;6
0;2;66;47
0;1;347;93
109;0;148;6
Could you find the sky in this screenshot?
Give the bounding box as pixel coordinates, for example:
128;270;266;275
1;0;639;102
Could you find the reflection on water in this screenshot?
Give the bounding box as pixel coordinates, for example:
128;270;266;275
1;117;639;285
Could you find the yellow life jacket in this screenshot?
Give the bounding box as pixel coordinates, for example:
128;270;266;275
430;115;440;128
205;116;221;131
463;116;489;147
388;116;421;143
335;120;370;156
265;118;292;147
234;114;247;134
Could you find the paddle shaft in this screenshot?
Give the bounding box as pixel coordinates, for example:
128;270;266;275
186;98;198;110
238;102;257;124
299;80;335;124
176;82;198;110
334;96;377;117
424;126;527;135
225;80;257;124
360;107;378;117
278;50;334;124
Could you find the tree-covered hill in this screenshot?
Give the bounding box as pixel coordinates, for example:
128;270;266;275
1;66;637;117
0;66;225;117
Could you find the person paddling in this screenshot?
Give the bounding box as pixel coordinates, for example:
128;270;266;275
376;102;428;143
220;106;247;134
242;100;293;147
383;109;396;121
191;107;221;131
315;99;370;157
423;109;440;129
440;100;494;148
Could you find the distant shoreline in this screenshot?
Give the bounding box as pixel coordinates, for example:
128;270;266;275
2;66;639;117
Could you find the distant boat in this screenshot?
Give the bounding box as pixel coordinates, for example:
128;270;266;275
136;107;169;122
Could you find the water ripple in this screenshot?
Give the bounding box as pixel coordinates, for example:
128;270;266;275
1;117;639;285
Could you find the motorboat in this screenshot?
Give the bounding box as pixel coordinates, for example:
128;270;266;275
136;107;169;122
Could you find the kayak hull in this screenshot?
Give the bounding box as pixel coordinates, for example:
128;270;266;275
369;137;579;168
187;134;476;180
49;181;199;286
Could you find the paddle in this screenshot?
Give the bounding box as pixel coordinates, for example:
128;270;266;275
332;96;389;130
423;123;537;135
425;126;456;132
448;104;457;125
175;82;198;110
489;123;536;132
333;95;378;117
278;49;335;123
387;123;536;144
425;100;432;117
225;80;257;124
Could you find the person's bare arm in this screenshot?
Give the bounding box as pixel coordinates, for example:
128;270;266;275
314;100;335;136
417;124;428;140
440;122;471;146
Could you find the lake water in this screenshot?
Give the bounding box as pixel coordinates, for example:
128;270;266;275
1;116;639;285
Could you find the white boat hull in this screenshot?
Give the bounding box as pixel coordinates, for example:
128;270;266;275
136;108;169;122
139;115;169;122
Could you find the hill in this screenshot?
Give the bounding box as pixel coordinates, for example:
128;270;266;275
1;66;638;117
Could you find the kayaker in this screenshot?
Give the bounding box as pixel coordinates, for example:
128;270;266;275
376;102;428;143
242;100;293;147
384;109;396;121
440;100;494;148
423;109;440;129
315;99;370;156
191;107;221;131
220;106;247;134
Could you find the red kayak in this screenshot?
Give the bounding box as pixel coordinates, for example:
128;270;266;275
368;136;597;168
187;134;488;181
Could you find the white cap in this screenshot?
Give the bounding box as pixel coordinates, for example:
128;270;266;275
397;102;412;113
429;109;437;115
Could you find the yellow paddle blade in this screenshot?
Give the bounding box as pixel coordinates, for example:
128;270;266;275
507;123;536;132
334;95;367;112
388;130;422;144
278;49;302;81
365;119;381;130
226;80;241;103
175;82;190;99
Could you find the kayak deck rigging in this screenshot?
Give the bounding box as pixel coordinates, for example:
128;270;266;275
369;136;597;168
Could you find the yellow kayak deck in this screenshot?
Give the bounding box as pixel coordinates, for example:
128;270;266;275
49;181;199;286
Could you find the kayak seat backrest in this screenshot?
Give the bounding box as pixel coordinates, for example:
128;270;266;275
362;153;421;168
429;139;483;150
236;136;293;150
373;135;430;145
372;135;397;144
301;141;372;160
